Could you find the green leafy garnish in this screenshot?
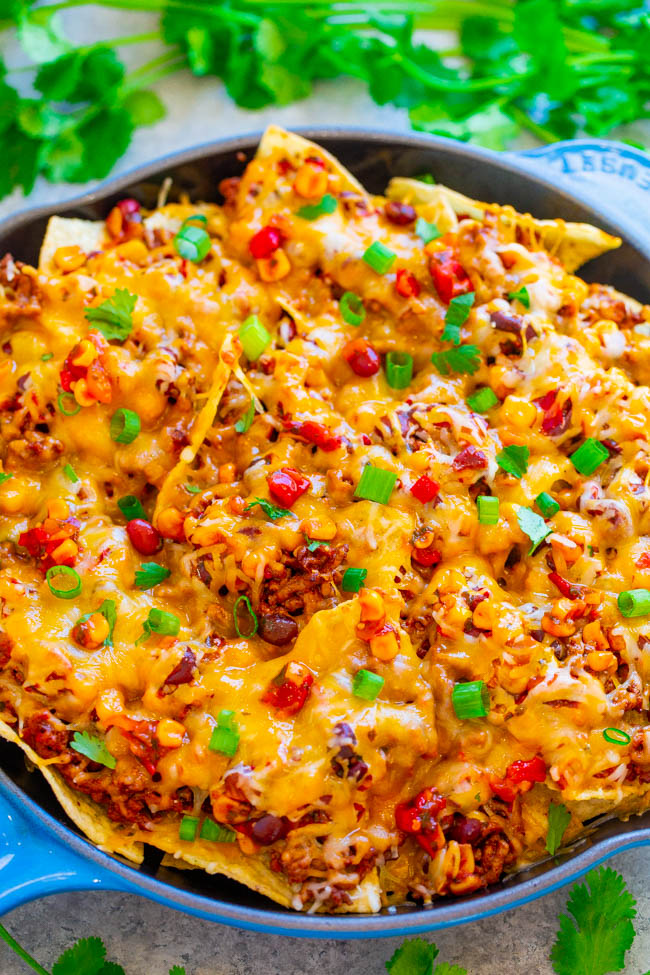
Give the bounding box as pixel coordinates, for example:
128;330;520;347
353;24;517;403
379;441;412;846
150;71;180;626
415;217;440;245
546;801;571;856
184;483;201;494
235;400;255;434
550;868;637;975
0;472;13;485
244;497;291;520
516;505;552;555
41;352;54;361
297;193;337;220
442;292;475;345
386;938;466;975
431;344;480;377
508;286;531;309
497;444;529;479
85;289;137;342
70;731;116;770
135;562;171;589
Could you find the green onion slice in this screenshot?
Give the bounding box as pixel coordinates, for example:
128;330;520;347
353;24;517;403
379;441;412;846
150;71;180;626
507;286;530;308
110;408;140;444
467;387;498;413
362;240;396;274
235;400;255;434
477;495;499;525
353;669;384;701
603;727;631;745
452;680;490;719
385;351;413;390
233;594;258;638
354;464;397;504
138;607;180;642
63;463;79;483
200;818;237;842
185;483;201;494
535;491;560;518
118;494;146;521
183;213;207;227
340;291;365;327
41;352;54;361
442;292;475;345
341;567;367;593
239;315;270;361
297;193;338;220
570;438;609;476
208;724;239;757
57;392;81;416
618;589;650;618
46;565;82;600
415;217;441;244
179;815;199;842
174;223;211;262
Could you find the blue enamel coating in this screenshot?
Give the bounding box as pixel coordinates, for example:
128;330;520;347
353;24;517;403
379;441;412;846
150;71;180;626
1;133;650;937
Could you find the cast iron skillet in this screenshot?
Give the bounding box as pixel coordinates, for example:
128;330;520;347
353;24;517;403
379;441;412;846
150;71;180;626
1;128;649;938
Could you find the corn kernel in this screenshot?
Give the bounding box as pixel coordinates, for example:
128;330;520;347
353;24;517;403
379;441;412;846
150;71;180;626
54;245;87;272
499;396;537;429
358;588;385;622
472;600;492;630
115;239;148;264
218;463;236;484
257;250;291;282
157;506;185;540
294;162;329;198
71;339;98;368
413;530;435;550
582;621;609;650
96;687;126;723
72;378;96;407
541;614;576;637
49;538;78;564
0;484;32;515
191;524;223;547
370;628;399;660
47;499;70;521
229;496;245;515
300;516;337;541
157;718;187;748
586;650;616;672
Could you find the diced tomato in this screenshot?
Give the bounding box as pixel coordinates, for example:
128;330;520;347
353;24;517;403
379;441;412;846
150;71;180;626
262;662;314;715
395;268;421;298
453;445;488;471
249;226;282;259
283;418;342;452
429;251;472;304
636;552;650;569
85;360;112;404
18;526;50;557
490;778;517;803
395;788;446;855
412;545;442;567
410;474;440;503
343;338;381;377
267;468;310;508
506;756;546;784
121;719;163;775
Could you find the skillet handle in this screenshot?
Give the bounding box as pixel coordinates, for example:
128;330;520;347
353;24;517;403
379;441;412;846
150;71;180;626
0;789;127;915
514;138;650;250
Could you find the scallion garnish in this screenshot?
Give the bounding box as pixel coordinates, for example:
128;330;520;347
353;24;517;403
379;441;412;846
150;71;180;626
138;607;180;642
235;400;255;433
442;292;475;345
467;387;498;413
41;352;53;361
297;193;337;220
570;438;608;476
239;315;270;361
452;680;490;719
185;483;201;494
179;815;199;841
362;241;396;274
233;594;258;638
354;464;397;504
76;598;117;648
57;392;81;416
200;819;237;843
341;567;367;592
209;709;240;757
110;408;140;444
535;491;560;518
174;223;211;262
415;217;441;244
63;463;79;483
340;291;365;327
603;727;631;745
0;473;12;485
385;351;413;390
618;589;650;618
352;669;384;701
117;494;146;521
507;286;531;308
46;564;82;600
477;495;499;525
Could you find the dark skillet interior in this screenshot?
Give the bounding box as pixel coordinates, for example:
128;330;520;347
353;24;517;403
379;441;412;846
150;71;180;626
1;129;650;929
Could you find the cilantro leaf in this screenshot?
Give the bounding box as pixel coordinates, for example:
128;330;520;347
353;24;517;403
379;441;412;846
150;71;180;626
386;937;439;975
508;286;530;309
244;497;292;520
122;89;165;127
297;194;338;220
85;289;137;342
52;936;106;975
431;344;480;376
435;966;467;975
0;472;13;485
546;801;571;855
235;400;255;433
98;965;126;975
135;562;171;590
550;867;637;975
17;8;69;64
169;968;186;975
516;505;552;554
497;444;529;479
70;731;116;770
415;217;440;244
442;292;475;345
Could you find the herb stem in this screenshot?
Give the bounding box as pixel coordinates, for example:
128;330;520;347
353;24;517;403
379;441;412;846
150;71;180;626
397;52;533;93
509;105;558;144
0;925;50;975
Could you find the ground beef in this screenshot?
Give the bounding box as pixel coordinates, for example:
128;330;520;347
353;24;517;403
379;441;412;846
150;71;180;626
0;632;12;669
6;431;64;471
0;254;41;321
475;832;513;885
259;542;348;616
22;710;70;759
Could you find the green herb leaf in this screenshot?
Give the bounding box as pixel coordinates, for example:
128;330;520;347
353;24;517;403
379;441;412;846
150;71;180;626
235;400;255;434
98;964;126;975
52;936;106;975
85;289;137;342
297;193;337;220
508;286;531;309
70;731;116;770
431;344;480;376
0;472;13;485
516;505;552;554
442;292;475;345
18;8;69;64
135;562;171;590
386;938;439;975
550;867;637;975
415;217;440;244
546;801;571;855
435;966;468;975
122;89;165;127
497;444;529;479
244;497;292;520
169;967;186;975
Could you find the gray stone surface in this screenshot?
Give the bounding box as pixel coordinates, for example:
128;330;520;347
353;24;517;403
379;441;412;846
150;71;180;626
1;10;650;974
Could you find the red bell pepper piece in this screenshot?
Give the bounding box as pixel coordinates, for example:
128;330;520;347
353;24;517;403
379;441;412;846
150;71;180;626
267;468;310;508
429;251;472;304
410;474;440;503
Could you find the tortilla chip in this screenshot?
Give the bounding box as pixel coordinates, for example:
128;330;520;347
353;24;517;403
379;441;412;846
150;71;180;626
386;176;621;272
39;216;108;274
257;126;367;197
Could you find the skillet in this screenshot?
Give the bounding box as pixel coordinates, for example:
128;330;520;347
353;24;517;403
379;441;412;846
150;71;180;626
1;128;650;937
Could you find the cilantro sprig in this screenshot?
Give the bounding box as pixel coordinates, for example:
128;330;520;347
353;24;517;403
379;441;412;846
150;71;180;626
516;505;552;555
244;497;292;520
386;938;466;975
431;344;480;377
546;801;571;856
85;289;137;343
2;2;650;199
70;731;116;769
497;444;529;479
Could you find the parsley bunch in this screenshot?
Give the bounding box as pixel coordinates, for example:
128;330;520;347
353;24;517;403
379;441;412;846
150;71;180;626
1;0;649;201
